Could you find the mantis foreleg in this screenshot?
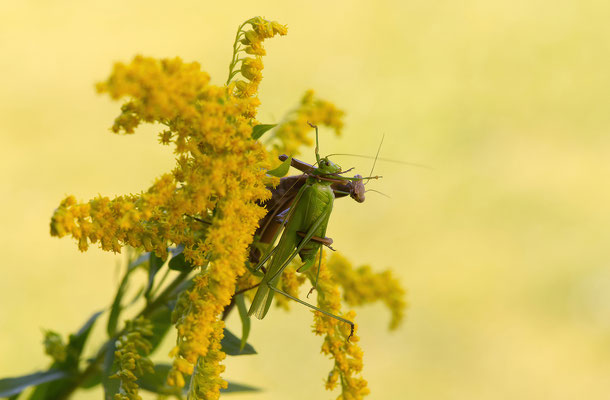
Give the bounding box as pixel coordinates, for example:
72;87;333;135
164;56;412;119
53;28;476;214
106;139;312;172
306;246;323;298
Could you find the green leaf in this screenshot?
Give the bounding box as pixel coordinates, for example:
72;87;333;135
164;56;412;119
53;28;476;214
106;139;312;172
80;371;102;389
0;370;68;398
129;252;150;268
222;381;261;393
168;252;193;272
127;286;145;307
145;253;166;300
107;264;137;336
137;364;184;396
147;304;173;355
67;310;103;362
221;328;256;355
137;364;260;396
251;124;276;140
101;341;119;400
235;294;251;351
267;156;292;177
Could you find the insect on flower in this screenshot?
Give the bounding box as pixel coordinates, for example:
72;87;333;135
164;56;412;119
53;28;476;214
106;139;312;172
247;123;381;339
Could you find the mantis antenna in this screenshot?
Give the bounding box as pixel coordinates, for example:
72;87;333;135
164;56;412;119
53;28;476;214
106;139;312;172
325;153;433;169
366;133;384;186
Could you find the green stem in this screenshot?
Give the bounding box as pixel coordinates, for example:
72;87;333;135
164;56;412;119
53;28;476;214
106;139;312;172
226;21;248;85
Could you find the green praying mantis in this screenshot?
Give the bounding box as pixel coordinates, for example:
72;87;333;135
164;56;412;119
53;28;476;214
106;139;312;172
247;124;381;339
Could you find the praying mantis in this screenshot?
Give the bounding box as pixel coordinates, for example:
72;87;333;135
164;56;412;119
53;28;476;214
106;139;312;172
247;124;380;339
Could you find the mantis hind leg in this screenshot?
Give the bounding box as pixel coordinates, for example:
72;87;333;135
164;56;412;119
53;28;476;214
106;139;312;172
307;246;323;298
267;282;354;340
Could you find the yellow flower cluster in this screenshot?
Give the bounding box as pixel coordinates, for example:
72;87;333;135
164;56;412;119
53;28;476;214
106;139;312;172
50;55;270;264
228;17;287;98
112;317;154;400
327;253;407;330
50;53;275;388
306;253;370;400
167;186;266;387
97;56;210;134
271;90;345;156
187;321;228;400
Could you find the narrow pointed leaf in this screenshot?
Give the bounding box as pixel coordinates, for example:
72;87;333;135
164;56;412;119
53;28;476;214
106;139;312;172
80;371;102;389
129;252;150;268
0;370;68;397
267;156;292;177
147;304;173;354
107;265;136;336
221;328;256;355
222;381;261;393
145;253;166;300
101;341;119;400
137;364;185;396
68;310;103;359
168;252;193;272
251;124;276;140
235;294;251;351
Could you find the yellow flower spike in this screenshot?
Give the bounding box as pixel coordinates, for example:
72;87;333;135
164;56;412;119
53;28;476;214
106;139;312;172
305;253;369;399
269;90;345;156
327;253;407;330
187;321;228;400
52;50;272;391
111;317;154;400
227;16;287;96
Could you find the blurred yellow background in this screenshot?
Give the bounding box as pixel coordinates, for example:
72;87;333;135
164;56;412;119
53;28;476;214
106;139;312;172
2;1;610;399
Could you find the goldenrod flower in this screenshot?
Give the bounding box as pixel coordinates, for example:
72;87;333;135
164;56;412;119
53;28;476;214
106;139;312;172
187;321;228;400
50;54;273;389
270;90;345;156
275;263;307;310
112;317;154;400
306;254;370;400
240;57;264;82
51;55;270;264
328;253;407;330
227;17;287;97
